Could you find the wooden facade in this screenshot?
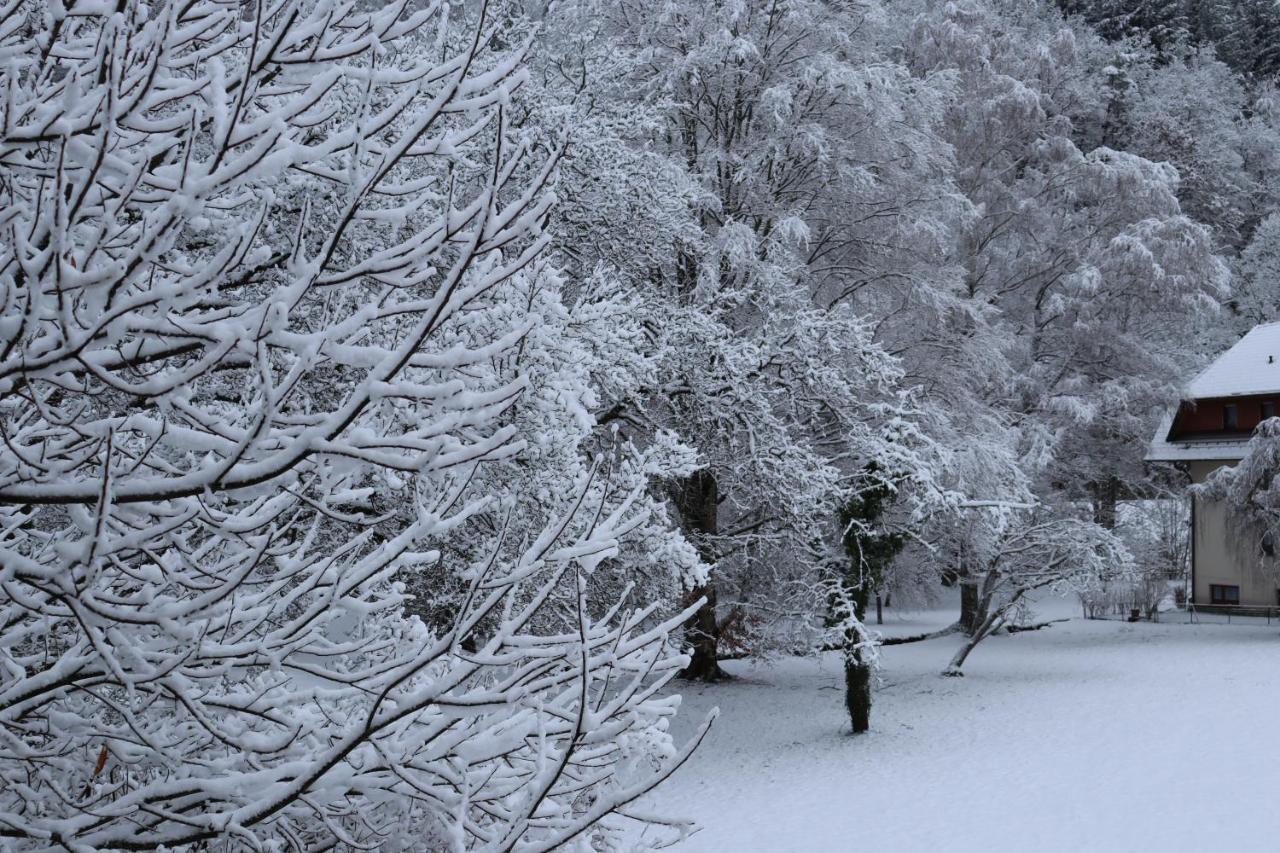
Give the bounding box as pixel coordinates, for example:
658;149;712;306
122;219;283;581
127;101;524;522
1168;394;1280;441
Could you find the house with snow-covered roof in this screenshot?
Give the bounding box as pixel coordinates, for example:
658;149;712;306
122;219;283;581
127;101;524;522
1147;321;1280;608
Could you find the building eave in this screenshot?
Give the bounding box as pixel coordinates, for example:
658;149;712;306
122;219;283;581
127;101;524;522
1145;438;1249;463
1146;409;1250;462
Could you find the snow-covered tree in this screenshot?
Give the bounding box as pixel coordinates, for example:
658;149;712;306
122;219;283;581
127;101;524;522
1061;0;1280;79
0;1;709;848
832;475;907;733
1106;50;1260;248
904;0;1226;523
531;0;954;682
942;510;1133;676
1234;212;1280;327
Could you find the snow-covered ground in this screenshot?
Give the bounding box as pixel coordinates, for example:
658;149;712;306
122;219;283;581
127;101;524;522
644;596;1280;853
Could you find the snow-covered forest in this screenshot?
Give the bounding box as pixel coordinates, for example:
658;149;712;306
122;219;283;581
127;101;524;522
2;0;1279;849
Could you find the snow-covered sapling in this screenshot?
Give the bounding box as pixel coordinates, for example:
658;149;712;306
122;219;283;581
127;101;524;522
942;513;1131;676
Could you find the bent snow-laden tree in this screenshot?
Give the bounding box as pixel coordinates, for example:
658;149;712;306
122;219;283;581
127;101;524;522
942;511;1131;676
0;1;708;849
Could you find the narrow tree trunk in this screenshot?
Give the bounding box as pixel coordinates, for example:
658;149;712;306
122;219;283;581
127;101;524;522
945;582;1018;676
875;593;883;625
944;608;1001;676
959;579;981;635
842;581;874;733
674;469;727;682
942;629;983;676
845;650;871;733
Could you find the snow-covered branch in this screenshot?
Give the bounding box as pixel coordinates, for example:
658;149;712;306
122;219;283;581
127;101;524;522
0;1;705;848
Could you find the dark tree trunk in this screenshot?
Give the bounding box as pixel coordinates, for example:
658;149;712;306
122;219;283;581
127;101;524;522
843;583;874;733
875;593;883;625
1093;476;1119;530
959;579;981;635
845;651;871;733
673;469;727;682
680;582;726;681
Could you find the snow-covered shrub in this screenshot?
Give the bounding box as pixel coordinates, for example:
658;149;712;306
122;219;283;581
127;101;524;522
1079;584;1119;620
0;1;707;848
1077;500;1188;619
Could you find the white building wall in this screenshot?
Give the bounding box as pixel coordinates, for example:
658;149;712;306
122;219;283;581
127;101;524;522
1189;460;1278;607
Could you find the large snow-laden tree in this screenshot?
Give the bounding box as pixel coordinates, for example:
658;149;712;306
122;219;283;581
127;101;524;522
531;0;954;681
0;1;710;849
903;0;1227;524
1100;49;1265;251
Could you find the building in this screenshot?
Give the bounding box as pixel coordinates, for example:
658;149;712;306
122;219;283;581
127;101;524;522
1146;322;1280;608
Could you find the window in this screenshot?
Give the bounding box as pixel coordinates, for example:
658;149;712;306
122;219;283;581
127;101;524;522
1210;584;1240;606
1224;404;1239;430
1264;401;1277;421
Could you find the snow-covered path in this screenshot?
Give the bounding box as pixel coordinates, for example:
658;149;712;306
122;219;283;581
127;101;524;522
645;602;1280;853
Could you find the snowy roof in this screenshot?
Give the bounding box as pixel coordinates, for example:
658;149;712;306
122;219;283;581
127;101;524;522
1145;410;1248;463
1186;321;1280;399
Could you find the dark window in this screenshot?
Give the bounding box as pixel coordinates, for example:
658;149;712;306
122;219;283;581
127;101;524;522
1264;401;1277;421
1210;584;1240;605
1225;404;1239;430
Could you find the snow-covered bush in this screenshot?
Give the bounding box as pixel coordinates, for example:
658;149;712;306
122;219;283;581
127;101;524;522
1080;498;1188;619
0;1;707;848
1078;584;1116;620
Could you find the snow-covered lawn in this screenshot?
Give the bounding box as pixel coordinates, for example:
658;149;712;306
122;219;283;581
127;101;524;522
646;599;1280;853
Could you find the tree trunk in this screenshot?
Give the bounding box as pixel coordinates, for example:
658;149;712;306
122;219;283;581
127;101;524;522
673;469;727;682
1093;475;1119;530
845;651;871;733
875;592;883;625
842;582;874;733
944;607;1001;676
680;582;726;681
945;582;1019;676
959;579;981;635
942;630;983;676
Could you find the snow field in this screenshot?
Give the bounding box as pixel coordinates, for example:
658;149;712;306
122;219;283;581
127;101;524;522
645;603;1280;853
